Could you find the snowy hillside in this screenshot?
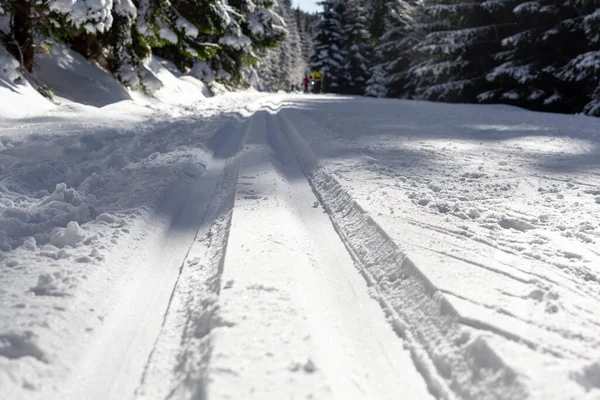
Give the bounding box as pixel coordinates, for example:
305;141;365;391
2;43;600;399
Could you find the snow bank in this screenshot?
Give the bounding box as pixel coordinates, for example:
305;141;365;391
0;85;264;398
0;48;55;119
35;44;132;107
142;56;211;103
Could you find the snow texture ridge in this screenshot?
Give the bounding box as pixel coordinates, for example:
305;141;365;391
278;108;527;400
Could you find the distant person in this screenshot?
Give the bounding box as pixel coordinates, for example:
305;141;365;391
303;75;310;93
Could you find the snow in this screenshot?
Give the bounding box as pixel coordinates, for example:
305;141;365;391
513;1;540;14
0;51;55;118
2;51;600;399
0;50;20;84
158;22;178;44
113;0;136;18
277;95;600;399
0;70;268;398
142;56;212;103
35;43;132;107
55;0;115;32
218;34;253;51
558;51;600;82
191;60;215;83
487;62;538;84
175;12;199;38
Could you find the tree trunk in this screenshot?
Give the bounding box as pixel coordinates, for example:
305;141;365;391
71;33;99;59
11;0;34;72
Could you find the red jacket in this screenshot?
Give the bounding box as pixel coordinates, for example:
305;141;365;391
303;77;310;85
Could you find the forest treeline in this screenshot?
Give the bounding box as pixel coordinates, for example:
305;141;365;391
310;0;600;116
0;0;314;91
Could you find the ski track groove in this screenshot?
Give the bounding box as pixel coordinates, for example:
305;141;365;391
277;108;530;400
51;115;250;400
31;99;573;400
202;109;433;400
134;118;251;400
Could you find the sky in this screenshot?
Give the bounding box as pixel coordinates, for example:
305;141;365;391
294;0;321;13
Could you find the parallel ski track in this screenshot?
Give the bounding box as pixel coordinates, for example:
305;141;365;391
60;117;248;400
134;117;251;399
202;109;433;399
57;100;531;400
277;107;529;400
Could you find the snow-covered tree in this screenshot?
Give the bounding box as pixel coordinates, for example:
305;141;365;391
106;0;147;88
373;0;419;97
247;0;311;91
296;6;316;71
404;0;506;103
339;0;372;94
550;2;600;116
364;64;387;97
309;0;346;92
144;0;227;73
480;1;600;114
367;0;389;43
209;0;287;83
1;0;105;72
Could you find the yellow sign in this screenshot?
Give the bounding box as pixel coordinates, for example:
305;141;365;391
312;71;324;81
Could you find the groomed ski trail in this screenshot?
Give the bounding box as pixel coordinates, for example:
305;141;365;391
276;105;529;400
131;106;435;399
32;97;535;400
205;110;433;399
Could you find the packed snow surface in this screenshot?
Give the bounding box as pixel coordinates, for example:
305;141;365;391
1;72;600;400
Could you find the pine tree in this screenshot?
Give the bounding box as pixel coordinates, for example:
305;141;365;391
310;0;346;92
1;0;88;72
368;0;388;42
371;0;419;97
296;8;315;70
145;0;226;73
364;64;387;97
553;1;600;116
107;0;147;88
404;0;506;103
340;0;372;94
210;0;287;83
476;0;599;115
280;0;305;87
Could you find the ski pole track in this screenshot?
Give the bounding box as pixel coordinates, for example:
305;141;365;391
276;108;529;400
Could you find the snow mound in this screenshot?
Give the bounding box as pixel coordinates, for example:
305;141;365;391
142;56;211;103
0;52;20;83
50;221;87;248
0;48;55;119
31;268;77;297
0;182;96;250
35;44;132;107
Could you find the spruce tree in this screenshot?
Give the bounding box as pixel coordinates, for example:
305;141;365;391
296;8;316;70
370;0;419;97
310;0;346;92
364;64;387;97
340;0;372;94
210;0;286;83
553;1;600;116
405;0;505;103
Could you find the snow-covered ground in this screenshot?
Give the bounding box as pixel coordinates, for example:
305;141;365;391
277;96;600;399
2;49;600;399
